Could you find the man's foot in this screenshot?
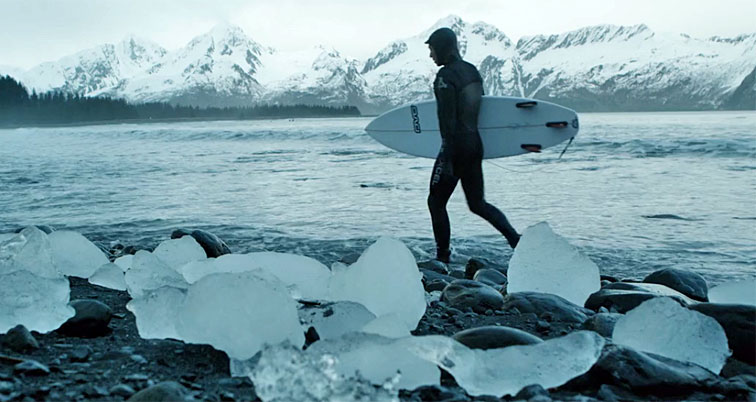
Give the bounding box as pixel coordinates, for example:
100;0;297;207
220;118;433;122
508;234;521;249
436;248;451;264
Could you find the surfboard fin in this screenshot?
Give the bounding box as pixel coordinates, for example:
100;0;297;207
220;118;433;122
516;101;538;108
546;121;569;128
521;144;542;153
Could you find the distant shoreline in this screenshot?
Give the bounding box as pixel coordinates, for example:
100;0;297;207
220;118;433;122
0;114;370;129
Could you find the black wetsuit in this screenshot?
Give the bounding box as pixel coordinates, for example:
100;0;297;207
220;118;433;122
427;33;519;262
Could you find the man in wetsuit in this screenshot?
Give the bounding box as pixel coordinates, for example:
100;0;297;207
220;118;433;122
425;27;520;263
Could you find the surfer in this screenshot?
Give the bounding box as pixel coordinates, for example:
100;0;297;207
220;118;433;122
425;27;520;263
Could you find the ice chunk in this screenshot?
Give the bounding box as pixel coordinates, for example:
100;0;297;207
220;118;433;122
0;227;59;278
126;287;186;340
0;270;75;333
507;222;601;306
0;233;15;243
307;332;440;391
175;271;304;360
328;237;425;330
180;252;331;300
401;331;605;397
708;279;756;306
114;254;133;271
153;236;206;270
125;250;188;298
360;314;412;338
48;230;108;278
243;342;399;402
298;301;376;340
613;297;731;374
88;263;127;291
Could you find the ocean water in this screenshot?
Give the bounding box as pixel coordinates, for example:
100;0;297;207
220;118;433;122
1;112;754;285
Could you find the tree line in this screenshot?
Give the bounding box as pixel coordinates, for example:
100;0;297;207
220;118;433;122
0;75;361;126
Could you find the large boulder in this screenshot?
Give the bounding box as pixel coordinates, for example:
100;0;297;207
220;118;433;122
688;303;756;365
643;268;708;302
501;292;593;324
442;280;504;313
452;325;542;350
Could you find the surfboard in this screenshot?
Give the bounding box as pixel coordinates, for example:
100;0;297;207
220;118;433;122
365;96;579;159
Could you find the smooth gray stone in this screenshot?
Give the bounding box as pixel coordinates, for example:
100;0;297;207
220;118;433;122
417;259;450;275
501;292;593;323
585;282;694;313
441;279;504;314
171;229;231;258
472;268;507;287
13;360;50;376
688;303;756;365
580;312;623;338
57;299;112;337
453;325;542;350
127;381;188;402
2;325;39;352
643;268;708;302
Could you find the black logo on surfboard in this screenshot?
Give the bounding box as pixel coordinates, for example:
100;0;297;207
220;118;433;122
572;118;579;129
410;105;421;133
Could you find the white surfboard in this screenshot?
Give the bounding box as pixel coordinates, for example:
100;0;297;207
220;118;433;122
365;96;579;159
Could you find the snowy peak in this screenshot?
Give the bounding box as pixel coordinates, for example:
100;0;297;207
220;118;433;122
361;41;408;74
517;24;652;60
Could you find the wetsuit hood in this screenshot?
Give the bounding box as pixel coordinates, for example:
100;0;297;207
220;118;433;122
425;27;460;65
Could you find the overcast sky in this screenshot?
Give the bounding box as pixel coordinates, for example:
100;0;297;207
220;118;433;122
2;0;755;69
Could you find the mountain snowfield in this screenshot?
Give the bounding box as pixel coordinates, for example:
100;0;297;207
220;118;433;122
7;15;756;112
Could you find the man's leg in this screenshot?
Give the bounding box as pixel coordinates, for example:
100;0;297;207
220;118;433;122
428;153;458;262
460;160;520;248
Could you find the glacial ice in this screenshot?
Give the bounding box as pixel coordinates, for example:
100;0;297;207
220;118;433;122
507;222;601;306
88;263;127;291
124;250;189;298
48;230;109;278
708;279;756;306
0;270;75;333
153;236;206;270
180;252;331;300
401;331;605;397
298;301;376;340
360;314;412;338
328;237;426;330
0;233;14;243
114;254;133;271
126;287;186;340
246;342;399;402
175;271;304;360
1;227;59;278
307;332;440;391
613;297;731;374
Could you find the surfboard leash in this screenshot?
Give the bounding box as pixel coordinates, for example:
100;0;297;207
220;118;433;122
484;136;575;174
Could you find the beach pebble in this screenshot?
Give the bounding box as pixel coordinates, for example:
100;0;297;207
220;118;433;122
425;279;449;292
126;381;188;402
689;303;756;365
441;279;504;313
57;299;112;337
472;268;507;287
13;225;54;234
417;259;450;275
643;268;708;301
501;292;592;324
580;312;623;338
403;385;470;401
69;345;93;362
13;360;50;376
452;325;542;350
514;384;550;401
171;228;231;258
2;325;39;353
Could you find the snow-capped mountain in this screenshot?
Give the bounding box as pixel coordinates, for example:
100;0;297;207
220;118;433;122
8;16;756;112
19;36;166;95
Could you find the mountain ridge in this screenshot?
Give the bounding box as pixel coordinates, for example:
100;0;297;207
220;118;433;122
7;16;756;112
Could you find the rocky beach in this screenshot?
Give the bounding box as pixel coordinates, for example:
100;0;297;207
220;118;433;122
1;226;754;402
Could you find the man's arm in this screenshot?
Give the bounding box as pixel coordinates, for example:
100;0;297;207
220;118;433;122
434;69;457;144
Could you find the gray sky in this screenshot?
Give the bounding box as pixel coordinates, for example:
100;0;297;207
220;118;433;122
2;0;755;69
